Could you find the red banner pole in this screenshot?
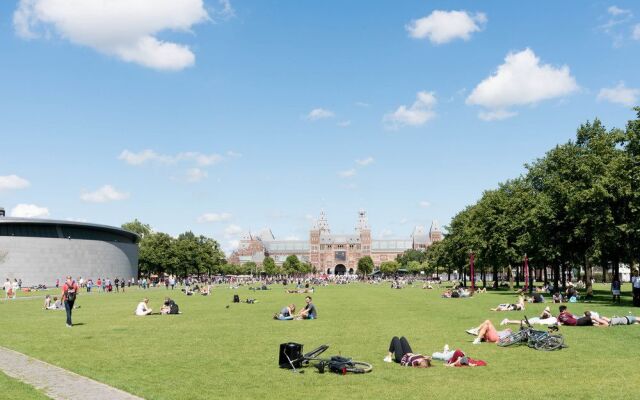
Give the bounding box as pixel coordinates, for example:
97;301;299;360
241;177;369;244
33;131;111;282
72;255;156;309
470;252;475;290
524;255;529;291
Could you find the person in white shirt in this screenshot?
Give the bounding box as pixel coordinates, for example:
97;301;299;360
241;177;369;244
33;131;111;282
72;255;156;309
632;270;640;306
3;279;11;299
11;279;19;299
135;298;152;316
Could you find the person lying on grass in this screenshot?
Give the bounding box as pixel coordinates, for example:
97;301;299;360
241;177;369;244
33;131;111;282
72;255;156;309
274;304;296;320
466;320;512;344
135;298;152;316
297;296;317;320
160;297;179;315
608;315;640;326
491;296;525;311
500;306;557;326
557;306;608;326
383;336;432;367
444;349;487;367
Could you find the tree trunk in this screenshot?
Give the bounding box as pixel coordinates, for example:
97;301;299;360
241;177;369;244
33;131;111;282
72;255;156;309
515;263;520;288
543;264;548;284
561;262;567;291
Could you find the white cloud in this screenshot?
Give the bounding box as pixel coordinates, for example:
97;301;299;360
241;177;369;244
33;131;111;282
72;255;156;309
597;82;640;106
226;239;240;251
80;185;129;203
337;120;352;127
118;149;170;165
224;224;242;238
226;150;242;158
407;10;487;44
13;0;213;71
419;200;431;208
384;91;437;129
185;168;208;182
633;24;640;40
0;175;30;191
10;204;49;218
197;212;232;223
608;6;631;16
339;169;357;178
466;48;578;120
306;108;334;121
355;102;370;107
478;109;518;121
119;149;225;166
355;157;374;166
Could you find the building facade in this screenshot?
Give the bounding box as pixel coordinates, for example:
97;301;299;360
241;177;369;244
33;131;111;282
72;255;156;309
0;214;139;286
229;210;442;274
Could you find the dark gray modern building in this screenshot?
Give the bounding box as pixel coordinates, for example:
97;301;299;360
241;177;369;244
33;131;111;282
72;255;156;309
0;212;139;286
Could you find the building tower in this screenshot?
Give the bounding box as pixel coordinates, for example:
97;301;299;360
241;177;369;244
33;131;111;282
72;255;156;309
429;220;443;243
356;209;371;257
309;210;330;268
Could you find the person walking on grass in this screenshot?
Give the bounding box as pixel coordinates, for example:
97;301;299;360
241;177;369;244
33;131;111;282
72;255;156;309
62;276;79;327
11;279;19;299
3;278;11;300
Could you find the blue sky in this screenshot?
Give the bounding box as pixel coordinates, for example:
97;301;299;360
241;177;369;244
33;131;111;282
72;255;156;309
1;1;639;253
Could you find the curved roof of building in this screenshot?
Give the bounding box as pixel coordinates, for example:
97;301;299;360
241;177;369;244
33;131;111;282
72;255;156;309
0;217;139;243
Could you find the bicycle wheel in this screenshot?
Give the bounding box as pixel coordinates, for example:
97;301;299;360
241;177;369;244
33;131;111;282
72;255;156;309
345;361;373;373
498;330;527;347
534;335;564;351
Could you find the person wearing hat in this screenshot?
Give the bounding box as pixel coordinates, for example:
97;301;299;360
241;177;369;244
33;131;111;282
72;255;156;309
500;306;558;326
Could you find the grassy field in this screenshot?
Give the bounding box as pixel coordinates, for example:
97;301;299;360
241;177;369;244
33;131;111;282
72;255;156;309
0;283;639;400
0;371;49;399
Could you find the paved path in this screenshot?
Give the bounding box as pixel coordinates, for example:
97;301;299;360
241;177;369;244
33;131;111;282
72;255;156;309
0;346;144;400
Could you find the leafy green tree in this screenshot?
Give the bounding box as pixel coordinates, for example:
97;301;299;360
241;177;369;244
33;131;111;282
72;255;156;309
380;260;399;275
121;219;152;239
407;260;422;274
282;255;301;275
263;256;277;276
357;256;374;277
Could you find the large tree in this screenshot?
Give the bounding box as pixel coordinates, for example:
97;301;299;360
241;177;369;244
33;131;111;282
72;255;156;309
357;256;374;277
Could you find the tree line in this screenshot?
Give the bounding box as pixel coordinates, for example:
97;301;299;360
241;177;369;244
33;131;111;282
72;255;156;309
424;108;640;292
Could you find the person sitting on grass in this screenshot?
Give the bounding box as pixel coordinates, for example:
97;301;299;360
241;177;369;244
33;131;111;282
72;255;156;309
557;305;608;327
466;320;512;344
441;289;452;298
552;292;563;303
491;296;525;311
43;294;51;309
297;296;317;320
383;336;432;368
135;298;152;316
161;297;179;315
45;296;63;310
444;349;487;367
500;306;557;326
200;285;211;296
274;304;296;320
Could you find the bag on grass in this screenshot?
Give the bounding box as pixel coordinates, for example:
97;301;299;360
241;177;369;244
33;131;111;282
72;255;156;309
233;294;240;303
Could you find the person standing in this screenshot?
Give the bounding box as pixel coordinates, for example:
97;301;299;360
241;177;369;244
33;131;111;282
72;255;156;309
11;279;19;299
632;270;640;307
611;277;621;304
3;278;11;299
62;276;79;327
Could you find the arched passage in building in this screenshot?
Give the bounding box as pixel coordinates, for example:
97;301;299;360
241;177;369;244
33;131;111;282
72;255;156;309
348;268;354;275
335;264;347;275
326;268;332;275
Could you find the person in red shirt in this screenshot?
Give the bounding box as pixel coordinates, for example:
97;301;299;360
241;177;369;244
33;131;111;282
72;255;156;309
62;276;79;327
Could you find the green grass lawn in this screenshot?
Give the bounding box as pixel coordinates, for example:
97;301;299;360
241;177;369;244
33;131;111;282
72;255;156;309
0;371;49;399
0;283;638;400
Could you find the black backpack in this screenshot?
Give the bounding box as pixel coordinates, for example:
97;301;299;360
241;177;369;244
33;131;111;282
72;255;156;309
317;356;355;374
233;294;240;303
66;282;77;302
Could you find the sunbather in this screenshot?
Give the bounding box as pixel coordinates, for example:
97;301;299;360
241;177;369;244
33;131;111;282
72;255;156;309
466;320;512;344
500;306;558;326
491;296;525;311
135;298;152;316
383;336;432;367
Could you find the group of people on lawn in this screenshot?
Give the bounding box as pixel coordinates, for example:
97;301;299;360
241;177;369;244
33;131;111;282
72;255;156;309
274;296;317;320
135;297;180;316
